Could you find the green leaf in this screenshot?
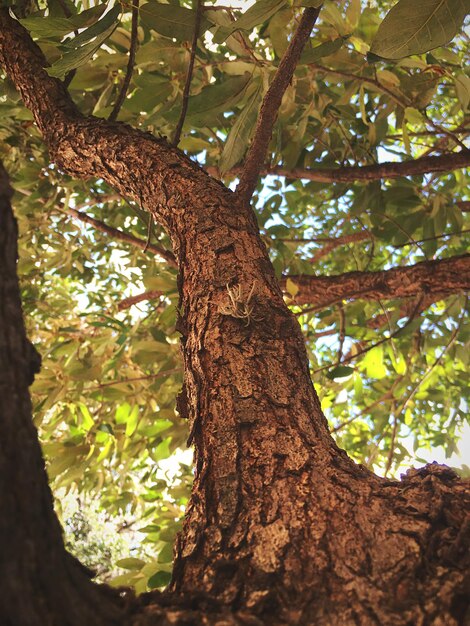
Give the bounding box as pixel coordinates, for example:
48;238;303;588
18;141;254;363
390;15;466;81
219;83;262;173
454;73;470;112
157;542;174;563
294;1;323;6
370;0;469;60
327;366;355;380
63;5;120;49
125;405;140;438
286;278;299;298
78;403;94;432
140;2;210;41
362;346;387;379
300;37;346;64
147;570;172;589
184;75;252;127
20;4;107;38
116;557;146;570
47;7;120;78
213;0;287;43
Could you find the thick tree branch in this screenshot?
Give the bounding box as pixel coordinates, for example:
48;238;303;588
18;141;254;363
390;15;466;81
115;254;470;312
108;0;139;122
210;149;470;183
0;10;219;235
236;6;321;204
283;254;470;308
117;289;164;311
172;0;203;146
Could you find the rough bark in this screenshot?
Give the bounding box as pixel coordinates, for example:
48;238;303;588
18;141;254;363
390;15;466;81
236;6;320;203
282;254;470;308
107;254;470;314
0;163;124;625
208;149;470;183
1;12;469;626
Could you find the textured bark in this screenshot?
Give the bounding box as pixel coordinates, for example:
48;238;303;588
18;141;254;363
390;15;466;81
1;12;469;626
282;254;470;308
100;253;470;314
236;6;320;203
0;163;124;625
208;149;470;183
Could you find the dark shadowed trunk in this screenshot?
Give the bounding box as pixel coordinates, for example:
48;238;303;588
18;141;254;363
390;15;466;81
0;11;469;626
0;163;123;625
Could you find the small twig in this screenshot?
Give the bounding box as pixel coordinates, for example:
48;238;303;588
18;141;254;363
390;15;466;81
312;295;425;376
172;0;203;146
384;404;399;477
143;213;153;252
369;298;465;473
236;6;321;204
65;206;177;267
108;0;140;122
336;304;345;365
309;231;371;263
392;227;470;248
118;289;165;311
89;367;181;389
392;299;465;417
332;387;397;434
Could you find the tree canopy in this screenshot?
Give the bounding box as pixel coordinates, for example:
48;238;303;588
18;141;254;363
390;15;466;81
0;0;469;594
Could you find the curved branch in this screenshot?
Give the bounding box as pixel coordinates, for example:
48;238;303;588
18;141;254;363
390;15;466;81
172;0;203;146
236;6;321;204
282;254;470;308
210;149;470;183
66;207;177;267
0;10;218;235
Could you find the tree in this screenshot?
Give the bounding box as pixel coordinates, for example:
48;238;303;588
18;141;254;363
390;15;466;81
1;1;469;624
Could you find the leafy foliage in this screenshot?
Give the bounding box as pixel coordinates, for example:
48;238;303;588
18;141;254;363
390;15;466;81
1;0;468;589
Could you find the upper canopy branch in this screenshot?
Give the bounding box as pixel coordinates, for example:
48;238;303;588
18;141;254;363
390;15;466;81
236;6;321;204
210;150;470;184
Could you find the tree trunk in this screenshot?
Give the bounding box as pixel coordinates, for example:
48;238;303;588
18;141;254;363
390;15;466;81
0;163;123;625
0;12;469;626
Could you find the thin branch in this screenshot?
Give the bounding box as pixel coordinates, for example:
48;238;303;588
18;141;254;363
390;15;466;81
65;207;177;267
384;403;399;477
236;6;321;204
309;231;371;263
392;227;470;249
89;367;181;390
331;388;396;434
312;64;468;150
108;0;140;122
312;294;426;376
336;304;345;365
172;0;203;146
367;292;446;329
209;149;470;184
368;299;465;472
118;289;164;311
393;300;465;417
